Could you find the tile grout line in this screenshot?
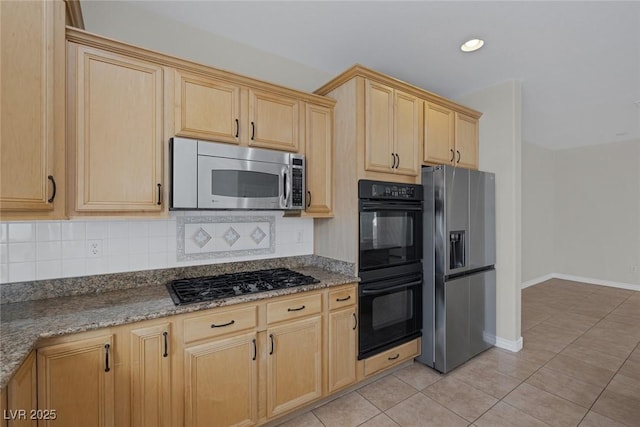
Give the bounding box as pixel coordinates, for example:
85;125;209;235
535;289;637;427
474;286;634;426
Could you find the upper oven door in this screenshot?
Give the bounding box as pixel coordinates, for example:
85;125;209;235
197;155;288;209
359;201;422;271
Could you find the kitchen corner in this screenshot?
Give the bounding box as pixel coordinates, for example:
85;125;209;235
0;254;358;389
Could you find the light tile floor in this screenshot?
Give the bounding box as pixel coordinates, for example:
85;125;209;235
277;279;640;427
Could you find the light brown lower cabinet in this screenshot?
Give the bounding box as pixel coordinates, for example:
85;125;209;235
129;322;172;427
0;284;433;427
266;315;323;418
327;286;358;393
6;351;37;427
37;334;115;427
184;332;258;427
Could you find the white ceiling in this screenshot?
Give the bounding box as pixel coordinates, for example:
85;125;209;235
88;1;640;150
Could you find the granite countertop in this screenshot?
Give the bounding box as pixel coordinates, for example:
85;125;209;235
0;259;358;389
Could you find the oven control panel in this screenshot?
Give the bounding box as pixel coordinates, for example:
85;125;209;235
359;180;423;201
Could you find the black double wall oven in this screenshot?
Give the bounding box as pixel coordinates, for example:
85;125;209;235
358;180;423;360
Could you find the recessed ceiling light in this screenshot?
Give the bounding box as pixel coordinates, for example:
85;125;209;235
461;38;484;53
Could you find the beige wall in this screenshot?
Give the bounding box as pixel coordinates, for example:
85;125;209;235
457;80;523;349
80;1;332;92
554;140;640;285
521;142;555;283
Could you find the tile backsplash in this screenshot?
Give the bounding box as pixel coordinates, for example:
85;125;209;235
0;211;313;284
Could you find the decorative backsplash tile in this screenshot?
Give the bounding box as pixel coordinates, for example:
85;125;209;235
0;211;312;285
178;215;275;261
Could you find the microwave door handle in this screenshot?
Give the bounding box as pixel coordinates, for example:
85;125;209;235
280;167;288;208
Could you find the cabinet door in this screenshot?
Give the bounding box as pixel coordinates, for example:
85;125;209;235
328;308;357;393
248;89;299;152
393;90;420;176
364;80;394;173
37;335;114;427
184;333;258;427
7;351;37;427
266;316;322;418
454;112;479;170
424;103;455;165
304;103;333;217
130;323;171;427
0;0;64;214
71;44;163;212
174;70;241;144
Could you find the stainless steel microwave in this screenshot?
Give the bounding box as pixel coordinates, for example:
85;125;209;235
170;137;305;210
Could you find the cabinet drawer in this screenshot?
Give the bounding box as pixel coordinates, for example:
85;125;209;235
267;293;322;324
329;286;356;310
183;305;257;343
363;339;420;377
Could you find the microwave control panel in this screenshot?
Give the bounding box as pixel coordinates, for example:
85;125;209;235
292;167;303;207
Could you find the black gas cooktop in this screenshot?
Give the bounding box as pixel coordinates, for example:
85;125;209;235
166;268;321;305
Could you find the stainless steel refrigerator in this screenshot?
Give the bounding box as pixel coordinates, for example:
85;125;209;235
417;165;496;373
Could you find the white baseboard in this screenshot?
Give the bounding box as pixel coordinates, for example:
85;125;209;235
521;274;554;289
494;336;523;352
521;273;640;292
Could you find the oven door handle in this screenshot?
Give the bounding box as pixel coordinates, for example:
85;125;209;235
360;202;422;212
360;280;422;295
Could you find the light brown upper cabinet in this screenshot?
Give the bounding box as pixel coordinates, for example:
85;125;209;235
454;112;479;169
424;103;479;170
67;43;164;214
424;102;455;165
248;89;300;152
364;80;420;178
0;0;66;219
174;71;301;152
303;103;333;217
174;70;241;144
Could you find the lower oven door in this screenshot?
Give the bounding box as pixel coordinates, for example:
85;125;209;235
358;272;422;359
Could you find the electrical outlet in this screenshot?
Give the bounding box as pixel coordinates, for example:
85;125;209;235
632;266;639;273
296;231;304;243
87;239;103;258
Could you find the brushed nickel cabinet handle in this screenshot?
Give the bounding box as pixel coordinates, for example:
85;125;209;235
211;320;235;328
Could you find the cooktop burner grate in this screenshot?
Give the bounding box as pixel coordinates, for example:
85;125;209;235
166;268;320;305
